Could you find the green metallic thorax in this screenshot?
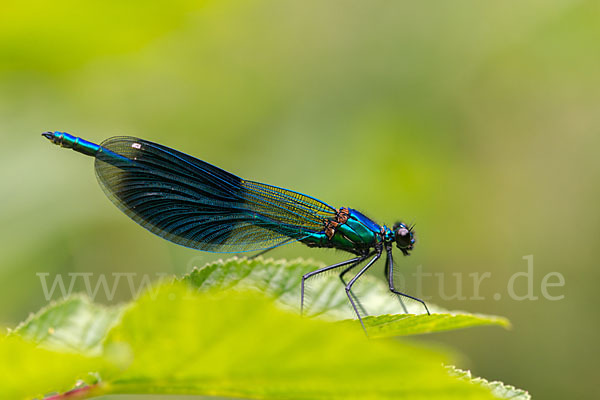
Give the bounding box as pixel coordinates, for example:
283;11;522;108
300;208;381;255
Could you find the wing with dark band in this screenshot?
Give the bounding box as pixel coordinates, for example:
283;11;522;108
94;137;336;252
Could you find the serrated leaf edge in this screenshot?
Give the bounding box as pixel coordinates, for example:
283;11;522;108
447;365;531;400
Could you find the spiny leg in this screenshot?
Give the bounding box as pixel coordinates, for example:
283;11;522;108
301;256;365;316
345;250;382;334
339;256;372;317
384;248;408;314
386;246;430;315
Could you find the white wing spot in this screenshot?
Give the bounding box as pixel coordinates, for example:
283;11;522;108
132;143;142;149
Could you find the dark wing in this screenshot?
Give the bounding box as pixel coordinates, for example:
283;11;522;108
94;137;336;252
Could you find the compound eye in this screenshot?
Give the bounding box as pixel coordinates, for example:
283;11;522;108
397;227;409;237
395;226;412;248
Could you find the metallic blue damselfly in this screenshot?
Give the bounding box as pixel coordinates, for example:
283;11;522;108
43;131;430;332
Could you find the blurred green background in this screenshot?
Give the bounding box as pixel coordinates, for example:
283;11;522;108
1;0;598;398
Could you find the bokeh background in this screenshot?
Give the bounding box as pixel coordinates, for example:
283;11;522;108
1;1;598;399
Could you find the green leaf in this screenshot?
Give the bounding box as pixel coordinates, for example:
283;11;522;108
356;312;511;338
184;257;336;314
184;257;510;337
13;295;122;354
447;366;531;400
184;256;437;318
4;258;522;399
100;282;499;399
0;334;104;400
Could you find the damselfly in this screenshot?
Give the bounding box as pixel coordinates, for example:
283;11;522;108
43;132;430;331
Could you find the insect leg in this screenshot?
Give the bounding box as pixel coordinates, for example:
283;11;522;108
386;246;430;315
301;256;364;316
339;254;374;317
384;248;408;313
345;250;382;334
